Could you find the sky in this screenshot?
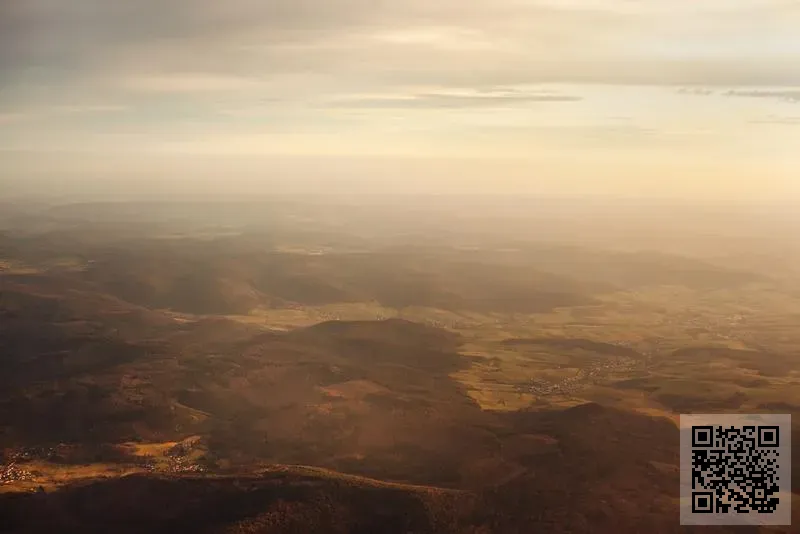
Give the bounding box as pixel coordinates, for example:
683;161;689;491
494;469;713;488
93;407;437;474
1;0;799;201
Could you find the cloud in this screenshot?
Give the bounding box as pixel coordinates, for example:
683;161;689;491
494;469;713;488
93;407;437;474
2;0;800;98
677;88;716;96
677;86;800;103
0;104;126;124
724;89;800;102
119;74;263;93
366;27;508;52
323;89;582;109
49;105;127;113
2;0;800;169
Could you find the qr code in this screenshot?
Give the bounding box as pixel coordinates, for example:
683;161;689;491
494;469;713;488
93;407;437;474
680;414;791;526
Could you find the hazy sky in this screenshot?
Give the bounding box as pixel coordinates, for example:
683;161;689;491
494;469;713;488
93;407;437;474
1;0;799;200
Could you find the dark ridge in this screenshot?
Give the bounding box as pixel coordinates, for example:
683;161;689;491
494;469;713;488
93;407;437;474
559;401;607;418
656;391;749;413
293;318;463;351
756;402;800;412
670;347;793;377
502;337;643;359
0;470;472;534
671;347;761;359
611;378;661;392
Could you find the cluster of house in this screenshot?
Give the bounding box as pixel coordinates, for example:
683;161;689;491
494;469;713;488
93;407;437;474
144;456;206;474
5;447;59;463
0;463;34;484
516;357;639;397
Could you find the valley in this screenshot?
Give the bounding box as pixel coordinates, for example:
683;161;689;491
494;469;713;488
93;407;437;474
0;198;798;533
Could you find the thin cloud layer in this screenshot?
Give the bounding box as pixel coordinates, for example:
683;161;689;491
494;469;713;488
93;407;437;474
1;0;799;202
324;89;583;110
725;90;800;103
3;0;800;94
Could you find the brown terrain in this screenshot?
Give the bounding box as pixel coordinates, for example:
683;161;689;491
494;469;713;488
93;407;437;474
1;198;799;533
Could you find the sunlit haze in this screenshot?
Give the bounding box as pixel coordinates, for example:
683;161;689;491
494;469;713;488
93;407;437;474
1;0;799;201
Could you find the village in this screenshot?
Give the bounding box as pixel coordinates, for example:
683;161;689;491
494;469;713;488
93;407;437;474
515;355;641;397
0;462;35;485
